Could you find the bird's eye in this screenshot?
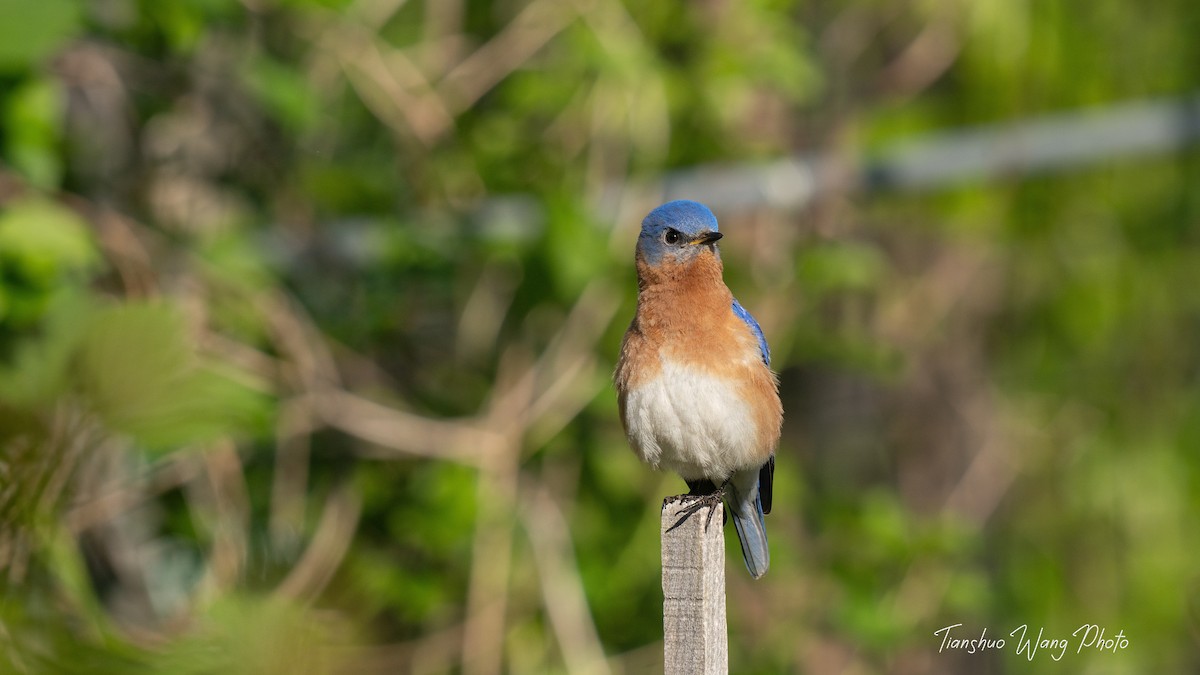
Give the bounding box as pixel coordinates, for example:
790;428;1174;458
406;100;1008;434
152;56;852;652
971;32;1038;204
664;229;681;245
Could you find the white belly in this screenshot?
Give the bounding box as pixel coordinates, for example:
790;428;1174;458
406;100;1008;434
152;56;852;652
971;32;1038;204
622;359;761;481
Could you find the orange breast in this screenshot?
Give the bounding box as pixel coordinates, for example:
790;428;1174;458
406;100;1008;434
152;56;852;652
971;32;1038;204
615;251;782;456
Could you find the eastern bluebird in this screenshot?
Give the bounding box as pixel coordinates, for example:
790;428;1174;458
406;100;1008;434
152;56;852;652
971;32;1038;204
614;200;783;579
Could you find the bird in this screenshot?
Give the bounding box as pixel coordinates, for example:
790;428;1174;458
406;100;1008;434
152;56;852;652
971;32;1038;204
614;200;783;579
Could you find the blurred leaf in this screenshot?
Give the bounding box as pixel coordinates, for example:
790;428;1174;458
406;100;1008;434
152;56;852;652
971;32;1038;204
4;77;65;188
136;0;242;53
0;599;149;675
242;56;319;134
943;569;992;615
839;586;907;650
0;197;98;331
0;197;98;290
77;303;272;451
0;289;90;407
797;241;887;295
0;0;81;71
543;201;608;299
149;596;357;675
387;463;476;555
198;231;278;291
858;491;912;561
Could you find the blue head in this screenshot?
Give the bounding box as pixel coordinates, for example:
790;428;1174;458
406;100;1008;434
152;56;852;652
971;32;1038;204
637;200;723;266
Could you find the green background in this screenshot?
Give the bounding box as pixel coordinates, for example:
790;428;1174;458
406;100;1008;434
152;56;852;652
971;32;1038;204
1;0;1198;672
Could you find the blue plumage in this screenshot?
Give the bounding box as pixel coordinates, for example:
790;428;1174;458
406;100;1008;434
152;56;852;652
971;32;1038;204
731;298;770;366
637;200;722;266
642;199;720;237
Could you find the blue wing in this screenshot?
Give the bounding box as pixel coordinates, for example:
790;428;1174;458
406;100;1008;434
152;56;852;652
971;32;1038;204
731;298;770;366
731;299;776;527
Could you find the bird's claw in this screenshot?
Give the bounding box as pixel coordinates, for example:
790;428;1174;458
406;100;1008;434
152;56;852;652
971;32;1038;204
665;481;728;533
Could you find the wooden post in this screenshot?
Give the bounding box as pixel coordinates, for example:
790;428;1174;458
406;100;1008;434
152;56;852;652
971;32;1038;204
661;497;727;674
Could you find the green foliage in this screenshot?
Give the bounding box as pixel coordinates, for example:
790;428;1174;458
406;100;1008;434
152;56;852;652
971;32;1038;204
4;79;66;189
1;0;1199;673
77;303;272;451
149;596;358;675
0;0;80;72
0;198;96;327
0;289;88;406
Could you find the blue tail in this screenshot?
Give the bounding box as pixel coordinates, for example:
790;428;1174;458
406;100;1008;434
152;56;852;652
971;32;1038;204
727;468;769;579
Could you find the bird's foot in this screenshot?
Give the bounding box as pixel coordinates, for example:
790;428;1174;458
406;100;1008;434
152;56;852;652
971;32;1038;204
665;480;728;533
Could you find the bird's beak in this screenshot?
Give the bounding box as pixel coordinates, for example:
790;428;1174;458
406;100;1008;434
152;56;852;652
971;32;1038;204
690;231;723;246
